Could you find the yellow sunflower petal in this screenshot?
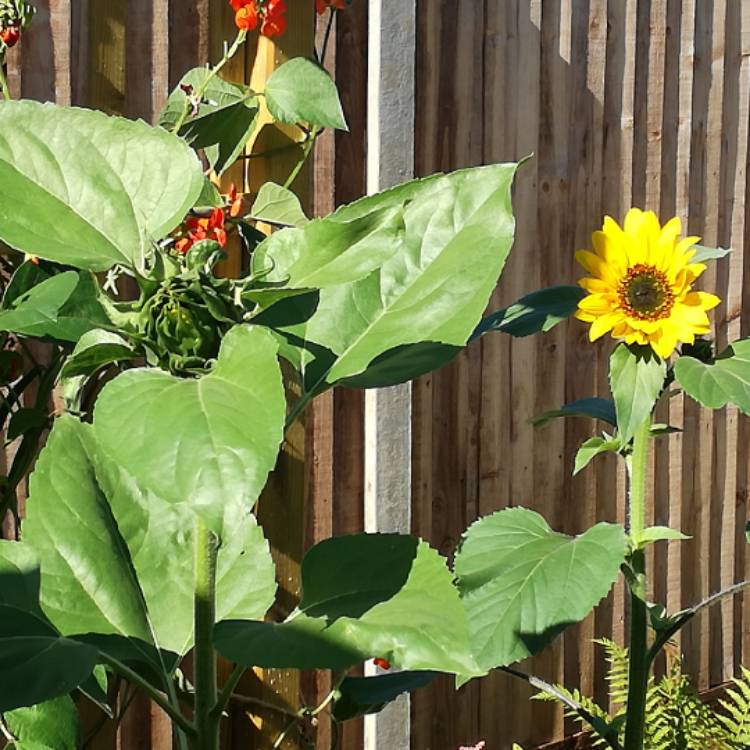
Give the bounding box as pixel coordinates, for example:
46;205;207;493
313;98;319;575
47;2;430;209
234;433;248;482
575;250;619;286
591;230;628;276
578;277;612;293
578;292;614;315
589;312;622;341
649;326;679;358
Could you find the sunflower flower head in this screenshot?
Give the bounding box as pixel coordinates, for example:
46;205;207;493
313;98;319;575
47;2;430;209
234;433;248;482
575;208;720;359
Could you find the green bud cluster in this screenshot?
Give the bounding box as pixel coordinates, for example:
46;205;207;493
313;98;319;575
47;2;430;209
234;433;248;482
136;270;244;374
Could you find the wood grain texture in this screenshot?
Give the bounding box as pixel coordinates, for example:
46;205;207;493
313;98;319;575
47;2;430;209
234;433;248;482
410;0;750;748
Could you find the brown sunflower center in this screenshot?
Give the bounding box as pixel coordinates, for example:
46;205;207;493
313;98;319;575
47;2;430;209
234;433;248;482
617;264;674;321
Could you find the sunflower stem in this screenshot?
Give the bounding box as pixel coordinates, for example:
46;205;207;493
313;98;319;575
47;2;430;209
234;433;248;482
623;416;651;750
194;517;220;750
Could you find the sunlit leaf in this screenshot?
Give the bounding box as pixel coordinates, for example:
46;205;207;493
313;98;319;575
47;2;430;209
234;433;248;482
455;507;627;669
0;101;203;271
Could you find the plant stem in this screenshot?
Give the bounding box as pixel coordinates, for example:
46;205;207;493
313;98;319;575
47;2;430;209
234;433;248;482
319;8;336;65
171;30;247;135
0;60;10;100
212;663;246;721
283;127;320;190
623;416;651;750
99;654;196;737
194;517;220;750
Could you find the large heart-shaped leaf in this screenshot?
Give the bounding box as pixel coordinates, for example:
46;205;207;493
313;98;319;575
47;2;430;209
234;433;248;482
4;696;80;750
674;339;750;414
21;412;277;664
454;507;627;669
92;325;286;534
259;164;517;389
215;534;480;676
264;58;347;130
0;271;109;342
609;344;666;442
0;605;99;713
0;100;203;271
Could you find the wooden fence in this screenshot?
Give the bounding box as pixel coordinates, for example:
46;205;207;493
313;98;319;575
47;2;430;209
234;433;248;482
3;1;750;749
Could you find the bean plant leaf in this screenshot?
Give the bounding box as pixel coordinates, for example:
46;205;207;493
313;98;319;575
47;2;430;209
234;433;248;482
333;671;437;722
20;412;276;665
264;57;347;130
257;164;518;390
215;534;481;676
7;408;49;442
0;605;99;713
0;272;109;343
609;344;666;442
471;285;586;339
159;69;260;176
532;397;617;428
4;696;80;750
454;507;627;669
92;325;286;534
250;182;309;227
674;339;750;414
0;100;203;271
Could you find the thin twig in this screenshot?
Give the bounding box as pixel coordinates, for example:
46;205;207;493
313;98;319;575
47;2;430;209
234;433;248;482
319;9;336;66
648;579;750;665
501;666;623;750
99;654;196;738
212;663;246;718
228;692;299;719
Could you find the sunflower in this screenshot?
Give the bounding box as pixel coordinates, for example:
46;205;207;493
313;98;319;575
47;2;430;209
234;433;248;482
575;208;720;359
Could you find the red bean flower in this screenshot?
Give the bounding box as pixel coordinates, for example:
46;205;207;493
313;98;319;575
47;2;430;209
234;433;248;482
0;25;20;47
175;208;227;255
231;0;287;38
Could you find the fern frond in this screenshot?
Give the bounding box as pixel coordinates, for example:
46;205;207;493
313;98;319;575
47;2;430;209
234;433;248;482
595;638;630;711
717;665;750;745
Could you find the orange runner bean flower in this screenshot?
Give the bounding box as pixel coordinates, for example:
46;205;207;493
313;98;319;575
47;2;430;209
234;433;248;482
0;25;20;47
175;208;227;255
232;0;287;38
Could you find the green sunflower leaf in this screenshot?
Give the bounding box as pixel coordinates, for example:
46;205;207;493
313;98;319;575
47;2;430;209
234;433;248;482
609;344;666;442
454;507;627;670
674;338;750;414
